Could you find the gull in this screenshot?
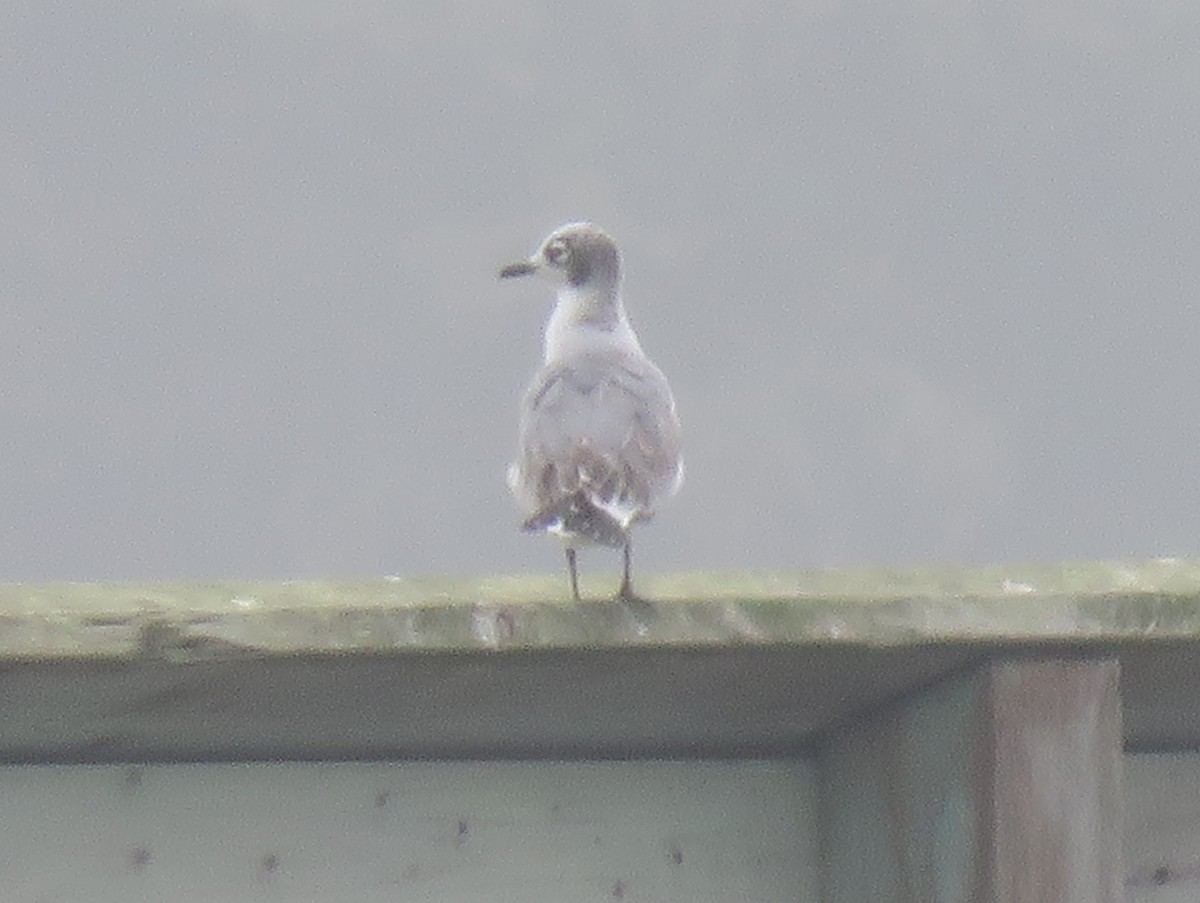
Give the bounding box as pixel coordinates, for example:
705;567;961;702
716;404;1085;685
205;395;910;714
499;222;683;602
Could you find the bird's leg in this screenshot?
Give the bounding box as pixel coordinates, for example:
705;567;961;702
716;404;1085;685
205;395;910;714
617;538;638;602
565;547;581;601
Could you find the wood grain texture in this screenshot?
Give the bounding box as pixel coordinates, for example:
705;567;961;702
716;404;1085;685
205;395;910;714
987;660;1123;903
821;658;1123;903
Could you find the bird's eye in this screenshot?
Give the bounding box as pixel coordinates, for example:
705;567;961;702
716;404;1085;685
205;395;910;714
544;240;569;265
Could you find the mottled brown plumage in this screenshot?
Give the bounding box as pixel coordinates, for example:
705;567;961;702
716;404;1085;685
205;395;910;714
499;223;683;601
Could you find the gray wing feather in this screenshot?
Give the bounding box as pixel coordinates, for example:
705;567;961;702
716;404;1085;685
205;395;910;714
510;350;682;527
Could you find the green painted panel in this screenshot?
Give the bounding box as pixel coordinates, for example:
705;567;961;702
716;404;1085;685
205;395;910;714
821;672;983;903
0;759;818;902
822;660;1123;903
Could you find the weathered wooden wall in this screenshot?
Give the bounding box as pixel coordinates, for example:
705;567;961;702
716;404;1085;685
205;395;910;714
2;749;1199;901
0;760;819;902
1;560;1199;900
1127;753;1200;902
821;660;1123;903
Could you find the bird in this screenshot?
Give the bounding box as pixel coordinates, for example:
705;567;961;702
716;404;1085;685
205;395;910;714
498;222;683;602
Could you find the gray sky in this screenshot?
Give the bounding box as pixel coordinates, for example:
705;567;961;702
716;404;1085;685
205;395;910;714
2;0;1198;581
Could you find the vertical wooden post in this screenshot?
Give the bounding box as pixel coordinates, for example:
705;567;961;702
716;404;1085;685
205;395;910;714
820;658;1122;903
987;661;1123;902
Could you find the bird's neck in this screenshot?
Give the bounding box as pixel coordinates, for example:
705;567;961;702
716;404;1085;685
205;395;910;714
543;284;642;363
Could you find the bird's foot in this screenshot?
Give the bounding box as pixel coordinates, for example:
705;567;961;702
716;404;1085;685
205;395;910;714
615;582;652;607
613;583;654;632
616;586;641;603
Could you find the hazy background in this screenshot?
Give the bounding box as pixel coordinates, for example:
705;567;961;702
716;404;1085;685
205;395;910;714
1;0;1197;582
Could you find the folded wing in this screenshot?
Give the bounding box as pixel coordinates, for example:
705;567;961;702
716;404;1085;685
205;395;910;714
509;350;683;545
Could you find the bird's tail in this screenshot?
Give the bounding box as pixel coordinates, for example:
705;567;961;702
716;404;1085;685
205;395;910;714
521;491;627;548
